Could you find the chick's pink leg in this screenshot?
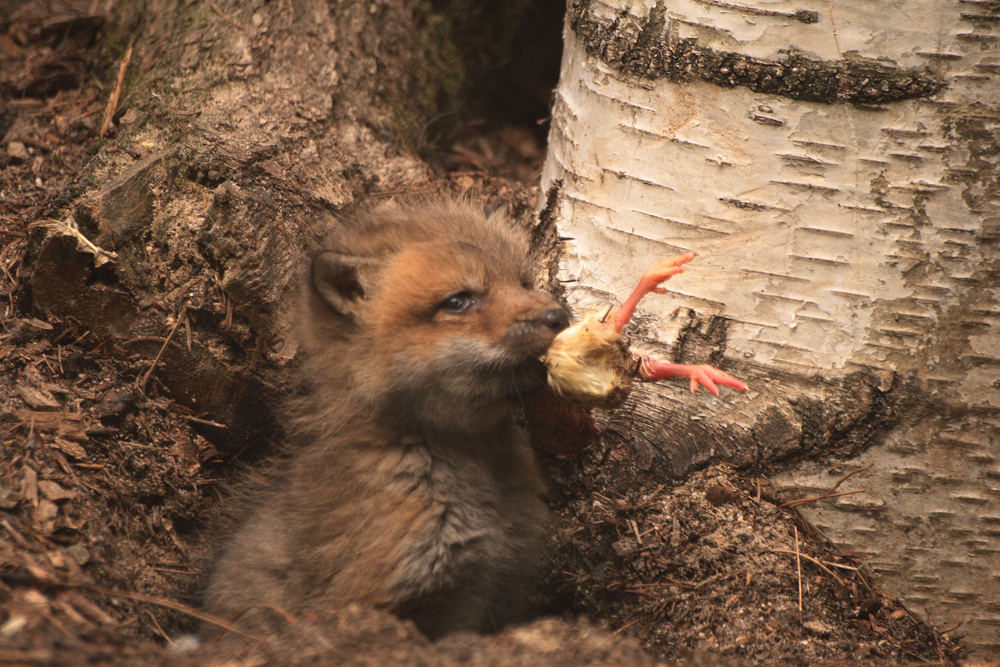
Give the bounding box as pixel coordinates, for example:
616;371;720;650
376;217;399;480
609;253;697;332
636;357;748;397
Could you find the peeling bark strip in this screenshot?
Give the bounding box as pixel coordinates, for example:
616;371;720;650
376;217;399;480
567;0;945;104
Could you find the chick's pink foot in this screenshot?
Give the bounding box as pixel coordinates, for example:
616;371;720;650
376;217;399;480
609;252;696;332
591;252;748;398
636;358;748;397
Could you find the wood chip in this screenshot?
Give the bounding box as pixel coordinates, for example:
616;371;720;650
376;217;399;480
803;619;834;637
0;487;20;509
66;544;90;566
0;318;53;343
20;553;52;583
16;410;89;441
38;480;77;501
0;33;21;58
22;589;49;607
20;468;38;507
51;438;87;459
46;550;66;569
35;498;59;524
16;410;83;426
16;385;60;410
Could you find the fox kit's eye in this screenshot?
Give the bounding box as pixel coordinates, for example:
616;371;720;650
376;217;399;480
439;292;475;314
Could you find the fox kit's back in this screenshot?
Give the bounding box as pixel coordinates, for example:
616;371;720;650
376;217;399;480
204;201;569;638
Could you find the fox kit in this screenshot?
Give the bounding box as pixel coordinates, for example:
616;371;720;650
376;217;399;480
204;201;570;639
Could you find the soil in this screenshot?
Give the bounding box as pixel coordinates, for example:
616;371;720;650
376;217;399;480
0;2;974;666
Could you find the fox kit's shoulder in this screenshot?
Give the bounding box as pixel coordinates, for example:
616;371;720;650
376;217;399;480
205;201;569;639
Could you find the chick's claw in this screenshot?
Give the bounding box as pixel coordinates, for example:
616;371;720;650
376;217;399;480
610;252;696;332
636;358;749;397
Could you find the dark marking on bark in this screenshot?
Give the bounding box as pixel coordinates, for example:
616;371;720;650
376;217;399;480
694;0;818;24
568;0;945;105
533;180;568;302
671;308;729;366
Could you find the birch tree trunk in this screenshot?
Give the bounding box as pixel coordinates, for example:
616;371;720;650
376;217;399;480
543;0;1000;654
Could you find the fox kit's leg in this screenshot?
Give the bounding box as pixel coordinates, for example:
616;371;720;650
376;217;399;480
202;496;295;635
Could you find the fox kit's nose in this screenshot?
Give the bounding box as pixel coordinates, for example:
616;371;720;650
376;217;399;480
542;307;570;334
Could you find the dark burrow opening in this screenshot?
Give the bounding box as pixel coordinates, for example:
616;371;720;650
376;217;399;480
418;0;566;181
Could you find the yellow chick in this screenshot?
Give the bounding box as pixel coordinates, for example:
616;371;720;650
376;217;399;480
544;253;747;408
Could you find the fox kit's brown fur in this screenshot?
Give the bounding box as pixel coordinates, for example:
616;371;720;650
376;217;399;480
204;201;569;638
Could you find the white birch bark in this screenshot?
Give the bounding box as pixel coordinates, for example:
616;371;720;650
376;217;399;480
542;0;1000;653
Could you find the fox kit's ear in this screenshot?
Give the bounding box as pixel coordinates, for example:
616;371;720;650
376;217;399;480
311;251;380;320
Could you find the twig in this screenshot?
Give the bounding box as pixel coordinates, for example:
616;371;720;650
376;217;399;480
122;337;171;346
100;38;134;138
613;617;642;635
821;560;858;572
829;464;873;493
693;571;727;590
780;488;865;508
0;573;242;636
138;304;187;394
938;621;962;635
794;525;803;618
41;353;56;376
211;2;248;31
1;519;31;548
925;608;946;665
83;584;253;638
630;519;643;546
771;549;848;587
0;261;16;285
627;577;696;591
144;609;171;642
780;465;872;509
187;416;227;429
204;604;296;645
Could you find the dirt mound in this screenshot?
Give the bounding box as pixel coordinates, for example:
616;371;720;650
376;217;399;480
542;451;964;664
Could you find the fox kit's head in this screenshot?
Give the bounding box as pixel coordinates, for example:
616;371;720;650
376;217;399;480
302;201;569;435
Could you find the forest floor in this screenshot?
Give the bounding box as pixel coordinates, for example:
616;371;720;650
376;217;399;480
0;3;975;666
